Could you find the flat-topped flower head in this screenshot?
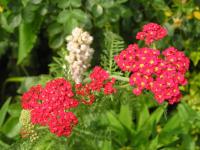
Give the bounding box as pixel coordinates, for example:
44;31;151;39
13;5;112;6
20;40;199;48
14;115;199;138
115;23;189;104
75;66;116;105
136;23;167;45
21;78;79;137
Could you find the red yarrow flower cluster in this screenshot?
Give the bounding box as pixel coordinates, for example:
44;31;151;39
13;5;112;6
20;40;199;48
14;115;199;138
115;45;189;104
75;66;116;105
115;23;189;104
136;23;167;45
21;67;116;137
22;78;79;137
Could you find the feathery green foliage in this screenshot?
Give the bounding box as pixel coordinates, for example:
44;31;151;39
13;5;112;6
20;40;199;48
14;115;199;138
101;31;125;74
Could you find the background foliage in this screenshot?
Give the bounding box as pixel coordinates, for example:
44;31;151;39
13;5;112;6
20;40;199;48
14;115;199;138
0;0;200;149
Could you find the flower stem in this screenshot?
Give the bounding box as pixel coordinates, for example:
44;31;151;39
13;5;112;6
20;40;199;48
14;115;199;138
110;75;129;82
83;74;129;83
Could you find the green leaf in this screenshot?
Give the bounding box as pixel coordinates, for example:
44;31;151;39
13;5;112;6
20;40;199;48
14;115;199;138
17;15;42;64
151;0;167;10
179;134;195;150
22;8;35;23
8;14;22;29
49;33;64;49
149;136;158;150
162;114;180;132
0;140;9;149
92;4;103;17
31;0;42;4
164;22;174;37
32;133;54;150
106;111;124;131
70;0;82;8
17;23;37;64
102;140;112;150
17;75;51;94
147;103;167;126
0;0;10;7
8;103;21;117
0;13;13;32
116;0;128;4
106;111;127;144
57;10;70;24
101;31;125;73
190;51;200;66
63;17;79;34
71;9;91;27
177;103;196;122
1;117;21;138
0;98;11;127
137;102;150;130
119;104;134;131
21;0;29;6
57;0;70;8
47;23;63;37
57;9;91;32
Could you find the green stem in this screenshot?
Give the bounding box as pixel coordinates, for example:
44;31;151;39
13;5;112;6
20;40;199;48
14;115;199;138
83;74;129;83
110;75;129;82
37;126;48;130
152;43;157;49
118;84;130;88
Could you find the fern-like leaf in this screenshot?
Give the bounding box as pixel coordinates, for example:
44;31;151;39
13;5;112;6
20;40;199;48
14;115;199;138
48;48;70;79
101;31;125;74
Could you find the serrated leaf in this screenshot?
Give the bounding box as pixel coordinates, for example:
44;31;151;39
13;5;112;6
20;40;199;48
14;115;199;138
17;23;37;64
17;15;42;64
101;31;125;73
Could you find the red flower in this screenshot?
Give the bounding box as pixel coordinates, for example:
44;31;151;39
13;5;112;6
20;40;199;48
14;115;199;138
48;112;78;137
21;78;79;137
75;66;117;105
136;23;167;45
115;32;189;104
22;85;43;109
